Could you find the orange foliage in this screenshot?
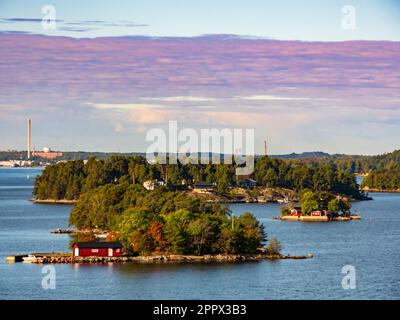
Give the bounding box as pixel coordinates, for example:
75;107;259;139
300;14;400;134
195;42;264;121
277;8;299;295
105;230;118;241
147;222;168;252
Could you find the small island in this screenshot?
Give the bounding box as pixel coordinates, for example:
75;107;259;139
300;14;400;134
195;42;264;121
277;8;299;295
275;190;362;222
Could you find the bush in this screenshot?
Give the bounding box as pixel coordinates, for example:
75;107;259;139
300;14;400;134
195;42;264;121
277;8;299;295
266;238;282;256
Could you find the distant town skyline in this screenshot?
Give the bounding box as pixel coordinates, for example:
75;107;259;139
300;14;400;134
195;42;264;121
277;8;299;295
0;1;399;155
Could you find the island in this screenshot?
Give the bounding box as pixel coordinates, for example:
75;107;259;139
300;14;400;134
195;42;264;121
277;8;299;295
275;190;362;222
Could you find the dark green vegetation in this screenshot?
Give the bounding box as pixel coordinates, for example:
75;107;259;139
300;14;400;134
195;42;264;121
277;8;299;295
290;149;400;174
115;207;266;255
254;157;362;199
69;184;265;255
361;164;400;191
33;155;364;201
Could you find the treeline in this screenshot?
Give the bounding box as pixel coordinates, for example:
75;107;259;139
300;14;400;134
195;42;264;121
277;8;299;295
0;151;28;161
361;164;400;191
254;157;360;198
33;155;363;200
70;184;266;255
316;149;400;174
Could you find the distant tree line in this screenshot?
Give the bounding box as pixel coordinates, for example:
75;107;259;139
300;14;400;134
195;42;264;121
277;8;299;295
295;149;400;174
361;164;400;190
4;148;399;172
33;155;363;200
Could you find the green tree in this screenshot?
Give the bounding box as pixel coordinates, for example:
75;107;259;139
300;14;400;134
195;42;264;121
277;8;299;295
187;216;214;255
263;168;278;187
163;209;194;254
300;191;320;214
327;199;340;214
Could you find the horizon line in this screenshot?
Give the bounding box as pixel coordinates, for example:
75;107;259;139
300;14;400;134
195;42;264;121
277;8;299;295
1;31;400;43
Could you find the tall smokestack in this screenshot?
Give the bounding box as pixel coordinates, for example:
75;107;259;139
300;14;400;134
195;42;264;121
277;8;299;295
27;118;31;160
264;140;267;156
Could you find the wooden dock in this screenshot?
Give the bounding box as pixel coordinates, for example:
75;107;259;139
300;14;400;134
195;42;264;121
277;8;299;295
6;255;28;263
6;252;71;263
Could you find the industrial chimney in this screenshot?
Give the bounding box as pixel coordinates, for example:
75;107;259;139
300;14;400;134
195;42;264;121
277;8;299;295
27;118;31;160
264;140;267;156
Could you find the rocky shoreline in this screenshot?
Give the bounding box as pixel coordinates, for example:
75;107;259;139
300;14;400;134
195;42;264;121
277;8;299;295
274;215;362;222
361;188;400;193
20;253;313;264
31;198;76;204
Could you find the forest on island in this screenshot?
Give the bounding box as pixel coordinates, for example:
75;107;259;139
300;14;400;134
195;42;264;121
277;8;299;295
70;184;267;255
33;155;364;201
288;149;400;174
361;164;400;191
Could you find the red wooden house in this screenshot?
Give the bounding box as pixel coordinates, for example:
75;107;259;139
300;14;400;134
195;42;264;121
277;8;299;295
73;242;122;257
289;207;303;216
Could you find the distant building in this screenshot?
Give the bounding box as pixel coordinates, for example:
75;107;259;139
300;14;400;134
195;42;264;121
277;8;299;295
72;242;122;257
32;147;63;160
310;210;329;217
0;160;32;167
238;178;257;188
290;207;303;216
143;179;165;190
192;181;214;193
143;180;156;190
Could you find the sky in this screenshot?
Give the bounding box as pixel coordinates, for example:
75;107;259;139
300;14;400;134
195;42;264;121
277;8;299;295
0;0;399;155
1;0;400;40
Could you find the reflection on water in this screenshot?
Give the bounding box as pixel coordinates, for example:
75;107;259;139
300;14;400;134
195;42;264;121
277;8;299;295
0;168;399;300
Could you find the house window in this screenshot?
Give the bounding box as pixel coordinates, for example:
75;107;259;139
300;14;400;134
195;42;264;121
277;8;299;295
91;249;99;253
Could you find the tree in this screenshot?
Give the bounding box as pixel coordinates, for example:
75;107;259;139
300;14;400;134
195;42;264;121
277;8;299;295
263;168;278;187
216;223;242;254
327;199;340;215
69;183;127;229
114;208;156;254
164;209;194;254
147;222;168;253
187;216;214;255
266;238;282;256
237;213;267;253
338;198;351;215
300;191;320;214
215;165;231;194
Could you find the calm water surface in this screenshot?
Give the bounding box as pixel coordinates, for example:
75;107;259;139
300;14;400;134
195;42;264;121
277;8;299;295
0;168;399;300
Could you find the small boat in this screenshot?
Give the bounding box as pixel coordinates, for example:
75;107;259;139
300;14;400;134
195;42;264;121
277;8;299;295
22;254;37;263
277;197;289;204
